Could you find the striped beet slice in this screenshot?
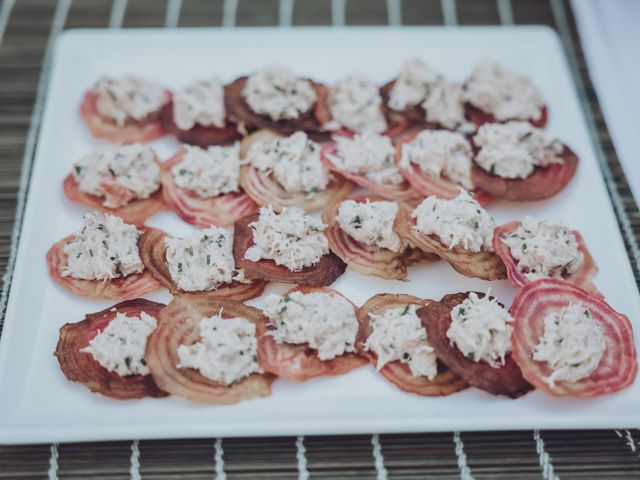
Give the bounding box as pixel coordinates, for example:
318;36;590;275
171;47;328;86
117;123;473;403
356;293;468;396
321;141;420;203
62;169;166;227
510;279;637;397
160;102;242;147
238;130;353;213
257;286;367;382
224;77;329;140
138;227;266;302
55;299;167;400
145;296;274;404
470;144;578;202
380;80;448;129
493;221;600;295
322;194;436;280
161;149;258;228
394;130;493;205
233;212;346;286
47;232;160;300
80;90;168;144
394;203;506;281
418;292;532;398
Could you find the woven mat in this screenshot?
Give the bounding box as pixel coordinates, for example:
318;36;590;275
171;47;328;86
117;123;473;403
1;0;640;478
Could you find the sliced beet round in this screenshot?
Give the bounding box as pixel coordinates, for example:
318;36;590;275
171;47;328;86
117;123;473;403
54;299;168;400
47;233;160;300
380;80;441;129
471;145;578;202
145;296;275;404
322;194;436;281
138;227;266;302
63;164;166;226
394;130;492;205
356;293;468;396
320;141;419;202
233;213;346;286
224;76;329;140
394;203;506;281
257;286;367;382
510;279;637;397
239;163;353;214
80;90;168;144
160;149;258;228
417;292;532;398
238;130;353;213
493;221;599;295
160;102;242;147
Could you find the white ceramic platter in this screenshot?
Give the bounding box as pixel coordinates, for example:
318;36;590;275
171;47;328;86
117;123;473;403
0;27;638;444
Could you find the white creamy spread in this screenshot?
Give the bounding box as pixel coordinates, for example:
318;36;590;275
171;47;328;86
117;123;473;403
247;131;329;193
93;76;167;126
474;122;564;179
62;212;143;281
244;206;329;271
364;304;438;379
388;58;438;110
447;292;514;367
421;78;468;130
173;78;226;130
502;217;584;281
464;60;544;121
328;75;387;133
73;144;160;208
335;199;403;252
533;303;605;387
263;291;358;360
81;312;156;376
327;133;403;186
388;58;467;129
242;65;317;121
412;191;494;252
165;227;237;292
172;144;242;198
177;314;261;386
400;130;473;190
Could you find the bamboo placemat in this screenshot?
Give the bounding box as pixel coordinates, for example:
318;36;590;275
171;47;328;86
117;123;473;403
1;1;639;478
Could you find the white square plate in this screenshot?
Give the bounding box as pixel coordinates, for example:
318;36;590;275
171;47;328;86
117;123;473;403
1;26;639;444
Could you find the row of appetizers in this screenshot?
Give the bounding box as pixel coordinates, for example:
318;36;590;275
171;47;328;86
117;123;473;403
65;124;577;236
80;59;548;146
47;194;596;297
54;281;637;403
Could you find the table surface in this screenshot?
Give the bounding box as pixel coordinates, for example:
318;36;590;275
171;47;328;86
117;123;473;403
572;0;640;205
1;0;640;479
